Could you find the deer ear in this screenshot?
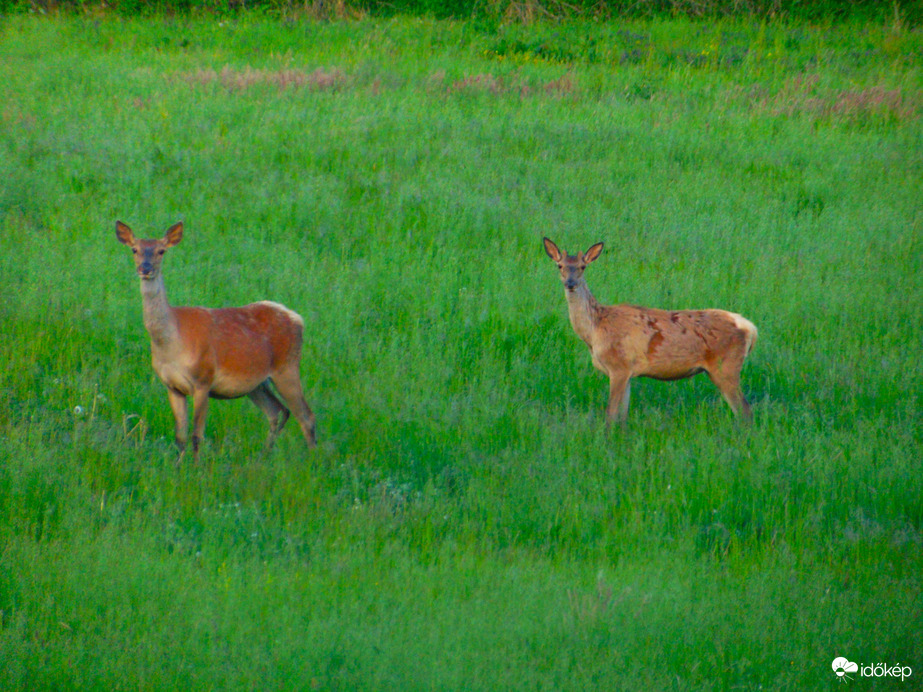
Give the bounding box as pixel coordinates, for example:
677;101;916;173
163;222;183;248
543;237;562;262
115;221;135;246
584;242;604;263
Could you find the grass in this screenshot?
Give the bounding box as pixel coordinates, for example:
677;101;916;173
1;11;921;690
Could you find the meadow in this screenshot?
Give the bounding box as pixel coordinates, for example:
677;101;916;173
0;10;921;690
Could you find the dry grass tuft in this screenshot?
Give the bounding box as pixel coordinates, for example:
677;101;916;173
450;73;505;94
542;72;577;96
830;86;915;121
177;66;345;92
758;73;919;125
446;71;578;99
176;66;577;101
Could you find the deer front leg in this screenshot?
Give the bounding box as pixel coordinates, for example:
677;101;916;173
191;386;211;462
605;372;631;428
166;388;189;458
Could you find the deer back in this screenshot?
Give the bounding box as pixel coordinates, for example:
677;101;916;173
593;305;756;381
164;301;305;398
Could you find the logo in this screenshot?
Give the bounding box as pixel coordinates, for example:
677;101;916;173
832;657;858;682
831;657;912;683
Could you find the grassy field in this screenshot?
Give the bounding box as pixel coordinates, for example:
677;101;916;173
1;11;921;690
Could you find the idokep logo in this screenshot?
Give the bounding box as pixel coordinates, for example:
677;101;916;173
832;657;913;683
832;658;859;682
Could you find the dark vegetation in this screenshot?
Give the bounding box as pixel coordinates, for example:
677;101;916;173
5;0;920;25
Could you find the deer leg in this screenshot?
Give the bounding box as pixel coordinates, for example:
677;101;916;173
248;381;290;451
706;368;752;421
270;368;317;448
191;386;211;462
618;379;632;421
166;388;189;458
605;372;632;428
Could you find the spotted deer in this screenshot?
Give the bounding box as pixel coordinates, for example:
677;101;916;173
543;238;757;425
116;220;317;460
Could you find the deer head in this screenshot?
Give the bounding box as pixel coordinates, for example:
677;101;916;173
116;221;184;281
543;237;604;292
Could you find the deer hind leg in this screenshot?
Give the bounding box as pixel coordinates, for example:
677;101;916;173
270;367;317;448
191;386;211;462
705;359;752;421
605;372;632;428
167;388;189;459
248;381;290;451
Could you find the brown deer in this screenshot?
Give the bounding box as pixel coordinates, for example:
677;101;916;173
543;238;757;425
116;220;317;461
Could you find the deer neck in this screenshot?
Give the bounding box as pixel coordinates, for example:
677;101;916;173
565;281;600;345
139;275;180;349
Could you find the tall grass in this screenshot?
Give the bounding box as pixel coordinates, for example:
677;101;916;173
1;12;921;689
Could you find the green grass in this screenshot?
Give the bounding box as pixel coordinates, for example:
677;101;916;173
1;12;921;690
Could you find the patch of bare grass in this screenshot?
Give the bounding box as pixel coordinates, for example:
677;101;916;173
176;66;346;92
753;73;919;126
450;73;505;95
174;66;577;101
443;71;578;99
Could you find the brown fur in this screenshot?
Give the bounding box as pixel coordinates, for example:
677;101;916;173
543;237;757;425
116;221;317;460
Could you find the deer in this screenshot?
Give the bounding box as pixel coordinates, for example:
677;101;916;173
116;220;317;461
543;238;757;426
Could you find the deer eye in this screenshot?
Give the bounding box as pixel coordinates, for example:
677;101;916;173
158;249;165;255
131;248;138;254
